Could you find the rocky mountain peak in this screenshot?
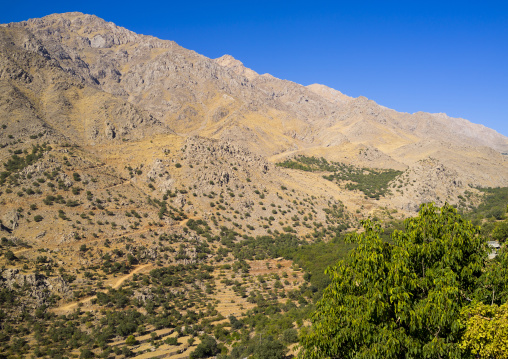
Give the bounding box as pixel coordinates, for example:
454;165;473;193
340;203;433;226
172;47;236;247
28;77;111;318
215;54;259;80
306;83;354;105
215;54;243;67
5;12;177;51
0;12;507;189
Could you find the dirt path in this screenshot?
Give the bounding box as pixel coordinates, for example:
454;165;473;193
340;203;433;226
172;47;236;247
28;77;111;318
107;228;151;242
267;148;303;163
111;263;152;289
13;247;31;255
53;263;152;313
72;226;153;250
101;179;131;190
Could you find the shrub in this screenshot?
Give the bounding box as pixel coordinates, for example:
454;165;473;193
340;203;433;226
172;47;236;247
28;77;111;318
125;335;137;346
79;349;94;358
189;335;219;358
282;328;298;344
4;250;15;261
165;336;178;345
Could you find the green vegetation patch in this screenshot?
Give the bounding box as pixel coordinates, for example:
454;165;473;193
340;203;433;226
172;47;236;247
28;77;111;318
277;155;402;199
461;187;508;238
286;239;356;299
276;156;336;172
466;187;508;220
299;203;508;358
0;144;51;185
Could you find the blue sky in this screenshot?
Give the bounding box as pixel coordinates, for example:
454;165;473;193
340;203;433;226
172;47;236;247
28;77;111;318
2;1;507;137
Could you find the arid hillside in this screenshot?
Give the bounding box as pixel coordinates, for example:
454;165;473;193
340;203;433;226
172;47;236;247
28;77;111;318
0;12;507;359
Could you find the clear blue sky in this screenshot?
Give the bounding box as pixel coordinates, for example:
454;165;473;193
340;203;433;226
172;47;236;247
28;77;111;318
2;1;507;137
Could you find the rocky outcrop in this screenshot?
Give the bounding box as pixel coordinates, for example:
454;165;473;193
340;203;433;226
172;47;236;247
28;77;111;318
0;11;507;202
146;158;174;193
388;158;474;212
0;268;71;307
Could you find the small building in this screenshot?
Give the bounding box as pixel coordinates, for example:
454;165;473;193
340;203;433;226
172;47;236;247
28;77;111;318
487;240;501;259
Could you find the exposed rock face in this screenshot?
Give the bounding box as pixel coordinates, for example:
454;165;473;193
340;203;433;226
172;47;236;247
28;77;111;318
0;269;71;307
215;54;260;81
389;158;474;211
0;11;507;201
0;17;172;146
146;158;174;193
306;83;353;106
1;210;19;231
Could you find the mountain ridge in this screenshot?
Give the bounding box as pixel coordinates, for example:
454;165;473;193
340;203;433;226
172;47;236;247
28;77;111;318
5;12;507;152
1;12;507;201
0;12;507;358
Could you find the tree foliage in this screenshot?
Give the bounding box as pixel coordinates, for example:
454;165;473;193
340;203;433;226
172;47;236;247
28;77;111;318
492;220;508;242
276;155;402;198
474;245;508;307
299;203;488;359
460;301;508;358
189;335;220;358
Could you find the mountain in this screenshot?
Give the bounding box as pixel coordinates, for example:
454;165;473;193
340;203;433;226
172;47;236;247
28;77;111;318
0;12;507;358
3;13;507;182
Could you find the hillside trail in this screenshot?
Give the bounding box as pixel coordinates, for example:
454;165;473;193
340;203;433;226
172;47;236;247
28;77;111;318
13;247;31;255
79;215;191;248
104;227;150;242
111;263;152;289
13;216;190;259
101;179;131;190
52;263;152;313
267;148;302;163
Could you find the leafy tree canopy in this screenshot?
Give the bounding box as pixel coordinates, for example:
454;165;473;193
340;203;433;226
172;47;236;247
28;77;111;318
460;301;508;358
190;335;220;358
492;220;508;242
299;203;490;359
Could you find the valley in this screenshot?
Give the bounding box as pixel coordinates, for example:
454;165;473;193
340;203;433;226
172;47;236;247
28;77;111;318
0;12;507;359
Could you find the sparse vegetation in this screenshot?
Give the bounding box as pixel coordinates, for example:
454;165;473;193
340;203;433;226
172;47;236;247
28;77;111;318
277;155;402;198
0;15;506;359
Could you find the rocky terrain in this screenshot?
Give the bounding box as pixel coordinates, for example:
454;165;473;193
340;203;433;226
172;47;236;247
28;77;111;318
0;12;507;359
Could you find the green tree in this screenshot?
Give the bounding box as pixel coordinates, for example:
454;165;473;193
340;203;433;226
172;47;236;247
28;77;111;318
460;301;508;358
254;336;287;359
475;245;508;306
125;334;137;346
4;250;16;261
190;335;220;358
299;203;487;359
492;220;508;242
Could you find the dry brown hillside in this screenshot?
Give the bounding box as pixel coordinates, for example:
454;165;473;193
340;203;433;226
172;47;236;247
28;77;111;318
0;12;507;358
